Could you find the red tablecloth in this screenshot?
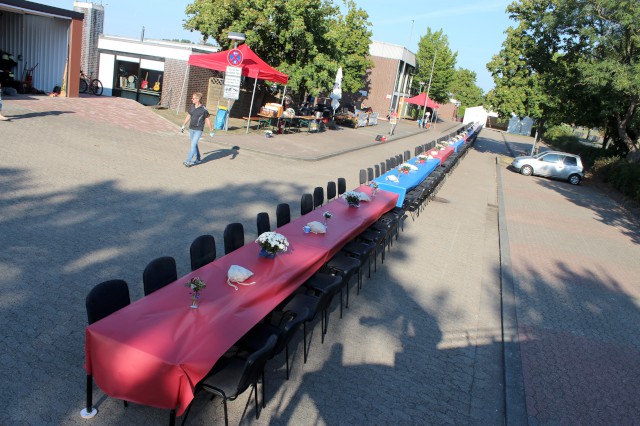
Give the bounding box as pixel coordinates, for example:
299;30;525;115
428;146;454;163
85;185;397;416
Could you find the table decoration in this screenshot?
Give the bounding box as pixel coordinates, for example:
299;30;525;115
185;277;206;308
256;231;289;258
342;191;361;207
369;181;379;198
307;221;327;233
416;155;428;164
227;265;256;290
398;164;412;174
323;210;333;225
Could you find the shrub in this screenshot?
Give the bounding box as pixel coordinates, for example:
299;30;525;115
592;156;640;202
544;124;574;140
542;125;606;169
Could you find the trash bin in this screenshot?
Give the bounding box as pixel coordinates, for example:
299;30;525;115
214;106;228;130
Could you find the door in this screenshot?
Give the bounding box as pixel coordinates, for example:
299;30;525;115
537;153;562;177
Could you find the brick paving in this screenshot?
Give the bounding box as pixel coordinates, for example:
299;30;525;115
0;95;637;425
495;129;640;425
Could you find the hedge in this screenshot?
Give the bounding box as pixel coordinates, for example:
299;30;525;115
543;125;640;203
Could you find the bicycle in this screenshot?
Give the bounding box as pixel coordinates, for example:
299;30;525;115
79;70;103;96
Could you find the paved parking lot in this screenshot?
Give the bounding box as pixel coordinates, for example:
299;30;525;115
0;96;638;425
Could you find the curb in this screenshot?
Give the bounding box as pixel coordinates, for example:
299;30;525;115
496;157;529;425
206;122;461;162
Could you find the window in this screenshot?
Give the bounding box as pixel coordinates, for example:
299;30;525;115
541;154;561;163
563;156;577;166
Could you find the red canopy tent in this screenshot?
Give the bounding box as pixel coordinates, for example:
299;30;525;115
185;44;289;132
188;43;289;84
404;92;440;109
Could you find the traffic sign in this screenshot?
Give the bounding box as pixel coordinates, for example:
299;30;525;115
227;49;243;66
224;65;242;100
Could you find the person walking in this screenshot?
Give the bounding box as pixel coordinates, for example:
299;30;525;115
181;92;214;167
0;82;9;121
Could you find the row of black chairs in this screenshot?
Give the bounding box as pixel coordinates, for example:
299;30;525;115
402;126;479;219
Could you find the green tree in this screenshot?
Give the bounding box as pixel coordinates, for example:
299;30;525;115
485;26;546;121
329;0;373;94
183;0;372;97
494;0;640;153
450;68;484;117
414;28;457;104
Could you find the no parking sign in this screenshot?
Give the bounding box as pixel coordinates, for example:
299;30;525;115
227;49;243;66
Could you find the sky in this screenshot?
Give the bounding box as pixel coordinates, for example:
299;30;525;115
37;0;515;93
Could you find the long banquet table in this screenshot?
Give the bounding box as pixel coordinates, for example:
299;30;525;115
427;145;455;163
452;139;465;152
84;185;398;419
373;157;441;208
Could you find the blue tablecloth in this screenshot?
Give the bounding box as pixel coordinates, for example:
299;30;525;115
452;139;465;152
373;158;441;207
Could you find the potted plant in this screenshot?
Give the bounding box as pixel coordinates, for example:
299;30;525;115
256;231;289;258
342;191;361;207
399;165;411;174
185;277;206;308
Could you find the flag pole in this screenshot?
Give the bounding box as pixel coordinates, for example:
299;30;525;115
421;48;437;126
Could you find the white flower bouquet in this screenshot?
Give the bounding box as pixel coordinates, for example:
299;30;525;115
256;231;289;255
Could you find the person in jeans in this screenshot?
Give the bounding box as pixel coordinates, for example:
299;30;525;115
0;82;8;121
181;92;214;167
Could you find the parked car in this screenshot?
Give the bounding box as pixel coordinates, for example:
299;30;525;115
511;151;584;185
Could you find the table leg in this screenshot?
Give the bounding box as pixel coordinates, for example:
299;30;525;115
80;374;97;418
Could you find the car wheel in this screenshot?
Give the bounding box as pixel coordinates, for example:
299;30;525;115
520;165;533;176
568;174;581;185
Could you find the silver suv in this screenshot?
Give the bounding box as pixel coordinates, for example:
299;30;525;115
511;151;584;185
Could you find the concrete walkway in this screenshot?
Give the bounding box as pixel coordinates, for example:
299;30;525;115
0;96;637;425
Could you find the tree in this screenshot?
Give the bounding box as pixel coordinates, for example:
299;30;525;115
450;68;484;117
414;28;457;104
494;0;640;153
485;26;547;121
328;0;373;94
183;0;372;97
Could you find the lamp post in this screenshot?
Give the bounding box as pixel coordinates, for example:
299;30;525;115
228;31;245;49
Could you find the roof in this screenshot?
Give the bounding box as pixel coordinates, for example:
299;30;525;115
0;0;83;20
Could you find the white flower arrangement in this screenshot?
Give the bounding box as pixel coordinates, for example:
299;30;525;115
342;191;361;204
256;232;289;255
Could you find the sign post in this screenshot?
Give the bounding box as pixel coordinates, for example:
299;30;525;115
223;50;243;131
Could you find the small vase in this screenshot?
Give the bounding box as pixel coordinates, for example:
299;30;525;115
190;292;200;309
259;248;277;258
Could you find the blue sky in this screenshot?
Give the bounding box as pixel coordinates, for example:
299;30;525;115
39;1;514;93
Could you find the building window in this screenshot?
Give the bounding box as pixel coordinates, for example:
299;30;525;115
113;58;163;106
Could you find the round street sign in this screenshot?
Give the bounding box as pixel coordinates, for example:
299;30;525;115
227;49;243;66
